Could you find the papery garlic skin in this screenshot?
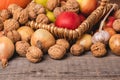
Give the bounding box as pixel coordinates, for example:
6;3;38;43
92;30;110;44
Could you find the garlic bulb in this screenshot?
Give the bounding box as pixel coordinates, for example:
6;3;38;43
92;30;110;44
92;4;116;44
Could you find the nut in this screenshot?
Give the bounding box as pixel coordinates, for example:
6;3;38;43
4;19;19;32
113;19;120;32
8;4;23;14
62;0;80;13
48;44;66;59
36;14;49;24
70;44;84;56
15;41;30;57
114;9;120;19
5;30;21;43
46;0;60;11
0;17;3;31
0;9;11;21
91;42;107;57
56;39;70;49
26;2;46;20
53;7;65;17
26;46;43;63
13;9;28;24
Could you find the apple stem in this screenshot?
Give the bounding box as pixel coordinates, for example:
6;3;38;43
99;4;116;31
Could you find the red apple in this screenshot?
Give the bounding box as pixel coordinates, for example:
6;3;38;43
79;13;86;23
55;11;80;30
77;0;97;15
105;16;116;28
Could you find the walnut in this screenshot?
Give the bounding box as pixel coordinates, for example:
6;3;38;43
8;4;23;14
26;46;43;63
46;0;60;11
70;44;84;56
36;14;49;24
91;42;107;57
5;30;21;43
113;19;120;32
26;2;46;20
0;10;11;31
53;7;65;17
114;9;120;19
62;0;80;13
56;39;70;49
0;9;11;21
48;44;66;59
0;31;5;37
60;1;66;6
15;41;30;57
4;19;19;32
0;17;3;31
13;9;28;24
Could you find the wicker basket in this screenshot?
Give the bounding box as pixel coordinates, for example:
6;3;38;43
27;0;117;40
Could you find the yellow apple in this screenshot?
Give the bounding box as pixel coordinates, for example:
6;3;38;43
76;34;92;50
46;10;56;22
76;0;97;15
34;0;48;7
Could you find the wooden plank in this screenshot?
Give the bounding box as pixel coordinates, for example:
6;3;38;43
0;0;120;80
0;52;120;80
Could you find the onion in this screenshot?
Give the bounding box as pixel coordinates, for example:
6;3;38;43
17;26;34;42
31;29;55;52
104;28;116;37
109;34;120;56
0;36;14;68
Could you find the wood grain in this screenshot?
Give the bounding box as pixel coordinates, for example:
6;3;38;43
0;0;120;80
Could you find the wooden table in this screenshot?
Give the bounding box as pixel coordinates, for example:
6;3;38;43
0;0;120;80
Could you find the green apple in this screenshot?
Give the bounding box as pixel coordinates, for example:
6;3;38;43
46;10;56;22
34;0;48;7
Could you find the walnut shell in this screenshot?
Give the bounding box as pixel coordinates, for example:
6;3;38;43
91;42;107;57
114;9;120;19
0;17;3;31
46;0;60;11
36;14;49;24
26;2;46;20
113;19;120;32
62;0;80;13
8;4;23;14
48;44;66;59
26;46;43;63
0;9;11;21
5;30;21;43
13;9;28;24
70;44;84;56
15;41;30;57
4;19;19;32
56;39;70;49
53;7;65;17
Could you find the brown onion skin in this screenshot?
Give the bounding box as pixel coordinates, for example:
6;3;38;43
31;29;55;52
0;36;14;68
109;34;120;56
17;26;34;42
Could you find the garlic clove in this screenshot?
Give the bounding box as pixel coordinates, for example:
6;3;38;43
92;30;110;44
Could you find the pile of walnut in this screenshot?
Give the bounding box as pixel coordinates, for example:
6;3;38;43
0;0;80;63
0;0;120;65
